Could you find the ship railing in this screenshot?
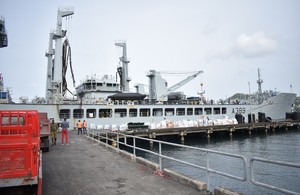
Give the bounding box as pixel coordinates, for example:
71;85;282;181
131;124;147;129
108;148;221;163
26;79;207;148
87;129;247;191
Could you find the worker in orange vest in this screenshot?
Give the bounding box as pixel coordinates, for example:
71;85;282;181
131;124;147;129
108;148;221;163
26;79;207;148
83;120;87;134
77;120;83;135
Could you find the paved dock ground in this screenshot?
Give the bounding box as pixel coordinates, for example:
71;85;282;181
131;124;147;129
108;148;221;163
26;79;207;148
42;130;208;195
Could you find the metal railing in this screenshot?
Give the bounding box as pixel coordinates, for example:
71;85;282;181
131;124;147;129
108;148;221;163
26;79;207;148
87;129;300;194
88;129;247;191
250;157;300;195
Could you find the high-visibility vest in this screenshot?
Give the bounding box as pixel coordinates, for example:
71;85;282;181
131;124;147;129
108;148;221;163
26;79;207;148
83;121;87;127
77;121;83;128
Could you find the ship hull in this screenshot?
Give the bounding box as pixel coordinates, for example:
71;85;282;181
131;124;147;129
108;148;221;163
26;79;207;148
0;93;296;130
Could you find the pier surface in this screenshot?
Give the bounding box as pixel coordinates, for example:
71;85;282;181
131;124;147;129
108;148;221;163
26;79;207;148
42;130;208;195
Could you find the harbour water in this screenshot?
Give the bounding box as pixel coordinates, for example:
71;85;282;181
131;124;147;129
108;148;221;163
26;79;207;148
132;128;300;194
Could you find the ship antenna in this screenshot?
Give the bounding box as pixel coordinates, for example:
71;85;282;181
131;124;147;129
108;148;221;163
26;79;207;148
257;68;263;104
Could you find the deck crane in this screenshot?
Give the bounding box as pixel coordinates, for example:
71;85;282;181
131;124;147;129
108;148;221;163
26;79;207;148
147;70;203;102
115;41;131;92
45;7;74;103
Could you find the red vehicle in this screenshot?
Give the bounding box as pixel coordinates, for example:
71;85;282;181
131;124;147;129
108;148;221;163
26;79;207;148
38;112;50;152
0;110;42;195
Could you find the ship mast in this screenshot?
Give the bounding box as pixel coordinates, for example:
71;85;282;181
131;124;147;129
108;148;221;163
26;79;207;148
45;7;74;103
257;68;263;104
115;41;131;92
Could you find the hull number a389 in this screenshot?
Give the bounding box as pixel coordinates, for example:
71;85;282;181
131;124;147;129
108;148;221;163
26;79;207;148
232;107;246;114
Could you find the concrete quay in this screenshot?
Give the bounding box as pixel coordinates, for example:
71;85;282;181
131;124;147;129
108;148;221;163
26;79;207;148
42;130;211;195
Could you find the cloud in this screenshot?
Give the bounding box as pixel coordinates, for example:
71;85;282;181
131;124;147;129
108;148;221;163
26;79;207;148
236;31;279;57
204;31;279;61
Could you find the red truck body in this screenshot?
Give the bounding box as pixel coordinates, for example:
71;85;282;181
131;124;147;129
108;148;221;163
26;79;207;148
38;112;50;152
0;110;42;194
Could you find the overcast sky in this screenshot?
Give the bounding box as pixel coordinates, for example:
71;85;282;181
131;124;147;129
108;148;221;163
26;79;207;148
1;0;299;102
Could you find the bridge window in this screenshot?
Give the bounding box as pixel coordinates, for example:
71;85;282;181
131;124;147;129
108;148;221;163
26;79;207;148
165;108;174;116
99;109;112;118
204;108;212;115
115;109;127;118
73;109;84;119
187;108;193;115
153;108;163;117
140;108;150;117
129;108;137;117
176;108;185;116
59;109;70;119
87;109;96;118
195;108;203;115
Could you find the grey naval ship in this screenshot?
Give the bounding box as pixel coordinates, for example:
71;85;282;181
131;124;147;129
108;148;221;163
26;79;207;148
0;8;296;130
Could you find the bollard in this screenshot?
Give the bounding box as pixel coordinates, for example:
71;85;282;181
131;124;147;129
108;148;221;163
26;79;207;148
229;127;233;136
207;129;212;138
180;136;185;144
111;138;117;147
179;131;186;144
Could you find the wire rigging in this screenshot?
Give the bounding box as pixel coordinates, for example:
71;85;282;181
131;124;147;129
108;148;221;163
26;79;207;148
62;38;75;96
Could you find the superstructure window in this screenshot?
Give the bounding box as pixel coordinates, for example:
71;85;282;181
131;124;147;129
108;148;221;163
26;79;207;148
153;108;163;116
195;108;203;115
222;108;227;114
165;108;174;116
87;109;96;118
59;109;70;119
115;109;127;118
204;108;212;115
99;109;112;118
176;108;185;116
140;108;150;117
73;109;84;119
213;108;220;114
187;108;193;115
129;108;138;117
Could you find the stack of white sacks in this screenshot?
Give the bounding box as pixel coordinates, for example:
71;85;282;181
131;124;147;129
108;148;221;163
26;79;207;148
149;115;238;129
89;115;238;131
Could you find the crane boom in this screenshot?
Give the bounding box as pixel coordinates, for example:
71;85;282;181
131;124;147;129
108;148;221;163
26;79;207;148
167;71;203;92
147;70;203;102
